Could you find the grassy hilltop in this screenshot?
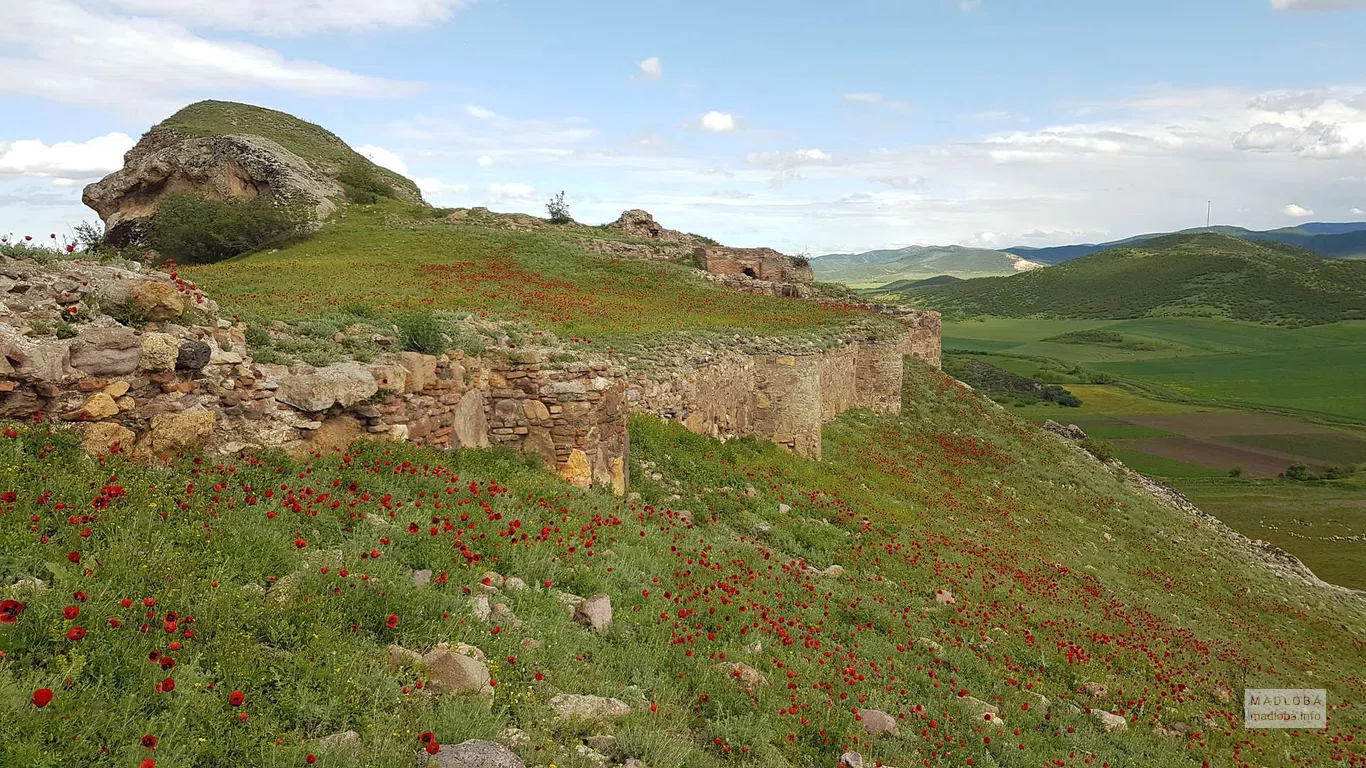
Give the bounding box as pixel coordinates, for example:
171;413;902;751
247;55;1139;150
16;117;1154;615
879;233;1366;327
158;101;424;205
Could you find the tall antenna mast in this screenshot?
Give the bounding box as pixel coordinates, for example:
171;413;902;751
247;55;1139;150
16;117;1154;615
1207;200;1212;229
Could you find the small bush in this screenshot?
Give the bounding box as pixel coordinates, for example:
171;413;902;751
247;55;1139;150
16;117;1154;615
244;326;272;349
1281;463;1312;481
395;312;446;355
1228;465;1245;478
143;193;310;264
337;163;396;205
546;191;572;224
1080;439;1117;463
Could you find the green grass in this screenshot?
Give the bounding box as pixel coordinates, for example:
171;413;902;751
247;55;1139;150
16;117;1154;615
889;232;1366;327
184;206;891;353
1176;479;1366;590
1109;447;1229;479
1224;432;1366;465
3;362;1365;767
943;318;1366;424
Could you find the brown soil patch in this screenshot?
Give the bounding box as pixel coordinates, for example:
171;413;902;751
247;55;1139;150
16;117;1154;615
1119;413;1336;438
1115;437;1313;478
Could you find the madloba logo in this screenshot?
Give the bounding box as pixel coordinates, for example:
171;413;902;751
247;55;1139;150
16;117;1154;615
1245;688;1327;729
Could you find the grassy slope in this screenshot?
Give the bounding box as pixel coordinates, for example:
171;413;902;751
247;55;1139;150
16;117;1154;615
158;101;423;203
183;205;885;353
892;233;1366;327
3;362;1364;768
812;246;1034;286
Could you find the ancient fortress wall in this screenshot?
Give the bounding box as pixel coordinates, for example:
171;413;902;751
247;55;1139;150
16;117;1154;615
1;259;939;496
627;325;940;460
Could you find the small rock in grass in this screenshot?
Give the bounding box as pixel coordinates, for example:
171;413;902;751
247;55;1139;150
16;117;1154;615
573;593;612;632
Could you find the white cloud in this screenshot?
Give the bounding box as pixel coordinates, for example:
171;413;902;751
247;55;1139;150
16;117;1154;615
959;0;983;10
700;111;738;133
745;149;832;169
488;183;536;201
638;57;663;81
1352;207;1365;215
0;133;134;179
0;0;417;116
99;0;472;34
869;175;927;190
1272;0;1366;10
1284;203;1315;217
465;105;497;120
356;145;409;176
842;92;912;110
385;112;598;168
414;178;469;202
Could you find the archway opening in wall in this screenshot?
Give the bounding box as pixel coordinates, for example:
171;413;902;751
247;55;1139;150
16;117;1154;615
743;267;758;279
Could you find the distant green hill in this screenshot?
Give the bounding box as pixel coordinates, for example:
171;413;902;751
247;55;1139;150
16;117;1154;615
1008;222;1366;263
880;233;1366;326
811;244;1044;285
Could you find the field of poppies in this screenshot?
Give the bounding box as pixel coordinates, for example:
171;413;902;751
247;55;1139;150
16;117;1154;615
1;361;1363;767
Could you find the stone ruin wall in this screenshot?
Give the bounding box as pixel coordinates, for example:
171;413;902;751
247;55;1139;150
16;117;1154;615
628;325;941;461
1;257;940;494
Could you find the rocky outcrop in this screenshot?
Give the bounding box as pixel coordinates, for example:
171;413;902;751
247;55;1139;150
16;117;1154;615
83;129;346;244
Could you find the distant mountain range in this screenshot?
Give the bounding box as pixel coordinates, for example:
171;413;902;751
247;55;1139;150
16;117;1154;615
871;232;1366;327
1003;222;1366;264
810;245;1045;286
812;221;1366;289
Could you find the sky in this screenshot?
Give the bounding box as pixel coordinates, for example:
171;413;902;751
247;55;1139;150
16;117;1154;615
1;0;1365;255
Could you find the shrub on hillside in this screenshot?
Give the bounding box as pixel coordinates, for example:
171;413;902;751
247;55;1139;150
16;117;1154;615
337;162;397;205
546;191;572;224
395;312;446;355
143;193;310;263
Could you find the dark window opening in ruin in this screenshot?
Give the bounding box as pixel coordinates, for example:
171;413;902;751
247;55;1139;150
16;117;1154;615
743;267;758;279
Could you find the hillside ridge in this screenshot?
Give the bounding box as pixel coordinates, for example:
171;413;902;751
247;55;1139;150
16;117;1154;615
878;232;1366;326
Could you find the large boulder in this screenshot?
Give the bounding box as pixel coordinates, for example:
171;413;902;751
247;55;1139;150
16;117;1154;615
275;362;378;412
83;129;344;242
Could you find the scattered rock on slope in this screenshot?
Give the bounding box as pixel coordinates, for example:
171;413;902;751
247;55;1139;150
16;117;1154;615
416;739;525;768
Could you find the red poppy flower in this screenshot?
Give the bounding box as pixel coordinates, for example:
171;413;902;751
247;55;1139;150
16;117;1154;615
161;677;175;693
141;734;158;749
63;606;80;620
306;756;317;765
32;688;53;708
67;551;80;563
228;690;245;707
385;614;399;629
0;599;22;623
419;732;435;745
140;760;155;768
66;627;86;641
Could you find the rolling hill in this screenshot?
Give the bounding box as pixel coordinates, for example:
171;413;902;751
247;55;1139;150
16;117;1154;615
811;244;1044;285
1008;222;1366;264
879;232;1366;326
